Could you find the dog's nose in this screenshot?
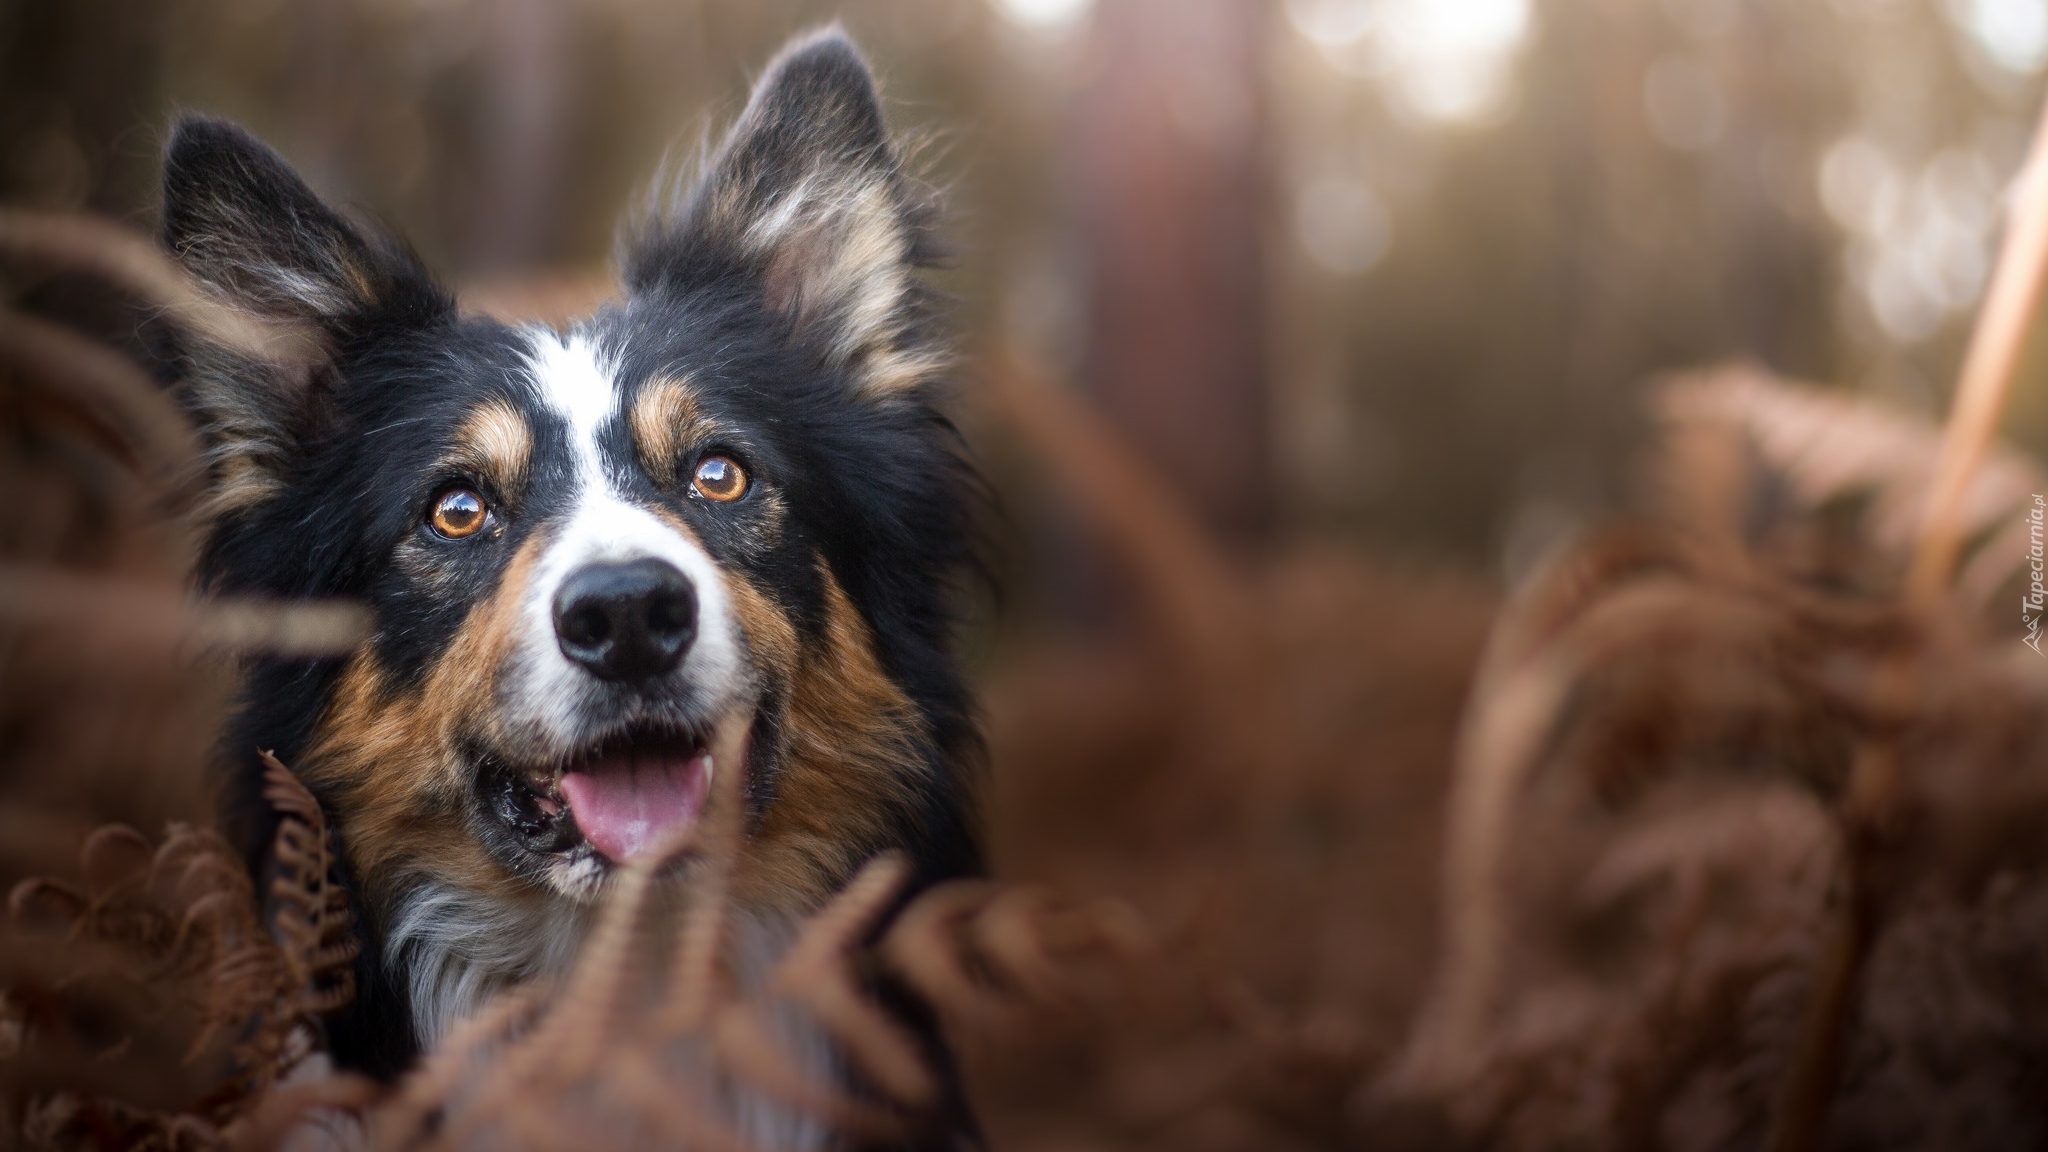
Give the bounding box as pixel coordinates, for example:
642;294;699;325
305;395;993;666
553;559;697;683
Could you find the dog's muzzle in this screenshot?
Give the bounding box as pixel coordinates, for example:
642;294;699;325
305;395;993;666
551;558;698;684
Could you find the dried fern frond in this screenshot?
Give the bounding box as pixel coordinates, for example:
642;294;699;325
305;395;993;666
1390;101;2048;1149
0;564;369;659
1;755;375;1150
367;863;933;1152
1656;366;2048;607
1389;368;2048;1147
4;825;249;1151
352;721;957;1152
0;210;320;366
0;306;200;493
879;878;1367;1152
257;751;358;1021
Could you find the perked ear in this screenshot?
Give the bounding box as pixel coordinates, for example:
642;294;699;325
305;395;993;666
160;117;449;519
625;29;945;399
163;117;442;328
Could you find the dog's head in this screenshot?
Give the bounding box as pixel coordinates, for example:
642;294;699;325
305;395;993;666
162;32;978;924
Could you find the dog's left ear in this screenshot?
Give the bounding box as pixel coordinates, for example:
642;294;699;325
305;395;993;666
626;30;943;398
160;117;452;520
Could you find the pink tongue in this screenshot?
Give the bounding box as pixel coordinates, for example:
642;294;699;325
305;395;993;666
560;750;711;863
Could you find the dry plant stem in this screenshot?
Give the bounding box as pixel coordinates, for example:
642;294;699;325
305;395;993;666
1401;536;1743;1088
368;985;549;1150
708;1006;906;1138
992;345;1286;833
604;1056;728;1151
973;889;1079;1007
226;1072;383;1152
1768;89;2048;1152
0;563;370;657
0;209;318;364
428;906;649;1147
1906;97;2048;604
990;347;1254;696
606;1055;758;1152
1767;686;1910;1152
0;307;201;485
1765;824;1877;1152
1418;647;1577;1082
767;855;937;1109
655;716;751;1032
881;882;1009;1034
549;844;666;1075
433;829;679;1148
425;720;748;1150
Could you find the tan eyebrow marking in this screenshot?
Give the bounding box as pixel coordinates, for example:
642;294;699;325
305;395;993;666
630;375;706;488
450;398;532;499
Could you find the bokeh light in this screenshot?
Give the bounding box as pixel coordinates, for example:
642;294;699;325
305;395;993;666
1641;57;1726;152
1296;175;1392;274
990;0;1095;30
1820;135;2004;342
1946;0;2048;73
1286;0;1536;126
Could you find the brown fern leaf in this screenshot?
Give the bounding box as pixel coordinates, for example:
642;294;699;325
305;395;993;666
876;877;1361;1152
0;210;367;1152
0;774;373;1149
358;763;955;1151
1386;359;2048;1149
3;825;263;1150
257;750;358;1022
1656;366;2048;609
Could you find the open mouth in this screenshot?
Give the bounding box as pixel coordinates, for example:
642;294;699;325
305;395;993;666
491;721;736;866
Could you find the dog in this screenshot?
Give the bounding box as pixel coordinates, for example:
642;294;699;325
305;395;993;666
157;29;983;1095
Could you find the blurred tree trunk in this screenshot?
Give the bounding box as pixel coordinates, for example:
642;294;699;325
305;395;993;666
475;0;572;270
0;0;162;215
1072;0;1272;543
0;0;164;364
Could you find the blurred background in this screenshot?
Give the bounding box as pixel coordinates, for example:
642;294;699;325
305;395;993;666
7;0;2047;576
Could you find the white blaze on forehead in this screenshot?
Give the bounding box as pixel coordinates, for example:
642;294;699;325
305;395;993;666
508;330;745;748
525;328;618;489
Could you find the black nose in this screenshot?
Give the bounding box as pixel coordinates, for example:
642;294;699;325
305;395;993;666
552;559;697;683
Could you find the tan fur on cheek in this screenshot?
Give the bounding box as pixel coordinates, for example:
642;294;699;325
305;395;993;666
734;563;929;910
630;376;705;488
299;532;549;920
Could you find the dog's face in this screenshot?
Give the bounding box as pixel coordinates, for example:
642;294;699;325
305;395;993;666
162;34;978;947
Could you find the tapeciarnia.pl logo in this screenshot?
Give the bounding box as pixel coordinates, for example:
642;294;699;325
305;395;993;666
2028;494;2046;655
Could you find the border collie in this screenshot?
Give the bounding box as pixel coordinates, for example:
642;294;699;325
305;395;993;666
157;29;981;1087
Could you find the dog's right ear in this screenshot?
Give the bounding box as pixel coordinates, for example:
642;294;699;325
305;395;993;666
163;117;443;328
161;117;449;518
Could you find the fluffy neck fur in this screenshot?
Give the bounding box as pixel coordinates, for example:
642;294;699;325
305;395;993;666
381;876;834;1151
381;873;595;1052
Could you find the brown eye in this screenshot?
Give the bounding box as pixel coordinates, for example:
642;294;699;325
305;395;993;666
691;455;748;503
429;488;489;539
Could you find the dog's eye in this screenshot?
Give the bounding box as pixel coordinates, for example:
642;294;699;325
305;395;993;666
691;455;748;503
429;488;490;539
